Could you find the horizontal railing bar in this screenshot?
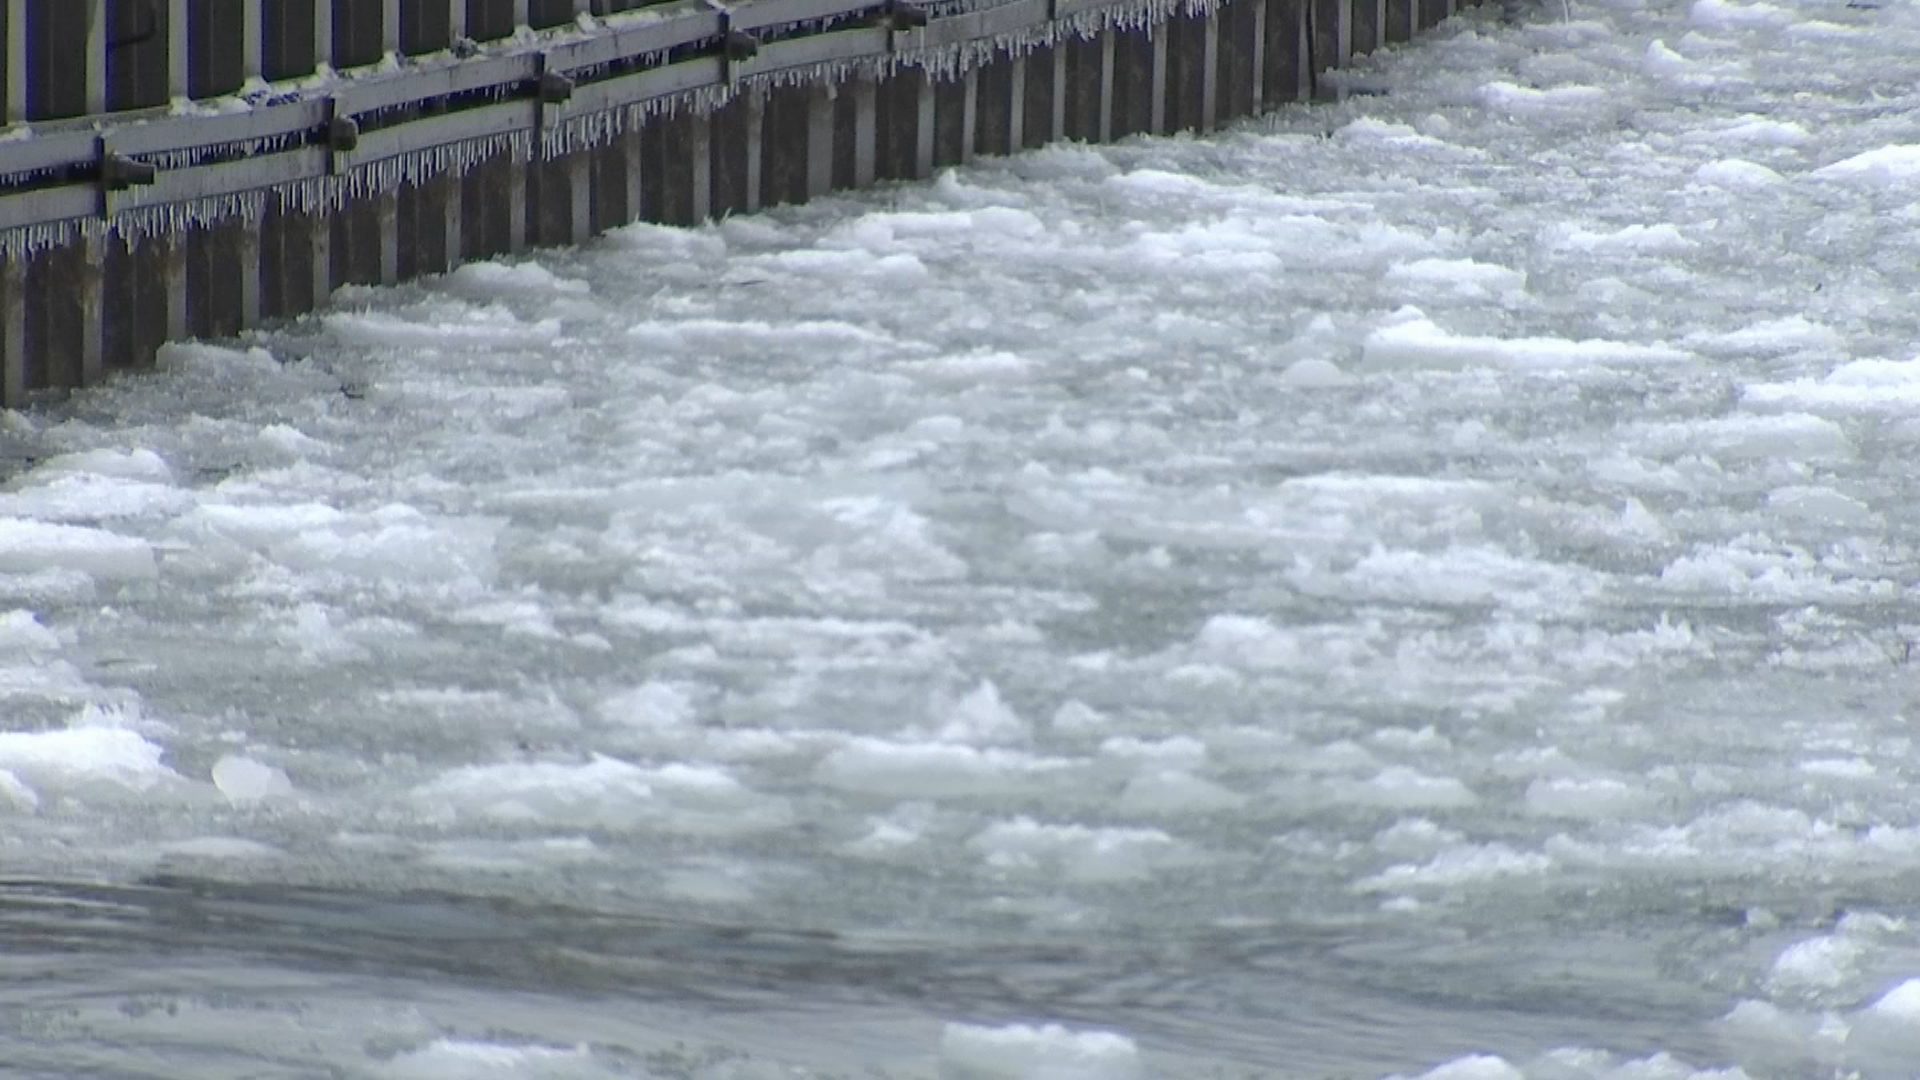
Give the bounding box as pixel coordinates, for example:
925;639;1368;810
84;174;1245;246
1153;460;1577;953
546;3;727;70
726;0;881;32
341;102;537;169
109;102;331;158
112;147;331;212
0;130;103;178
734;26;892;81
333;54;543;117
0;184;94;232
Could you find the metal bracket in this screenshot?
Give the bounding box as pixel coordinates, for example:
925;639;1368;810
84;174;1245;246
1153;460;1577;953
97;136;156;219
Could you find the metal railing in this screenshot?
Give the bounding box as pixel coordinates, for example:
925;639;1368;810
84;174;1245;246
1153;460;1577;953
0;0;1258;251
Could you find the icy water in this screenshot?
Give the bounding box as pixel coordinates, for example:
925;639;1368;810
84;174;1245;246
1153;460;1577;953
9;0;1920;1076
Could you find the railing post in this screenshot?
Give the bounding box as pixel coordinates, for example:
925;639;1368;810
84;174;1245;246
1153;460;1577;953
806;84;833;197
443;173;464;267
959;68;977;164
311;215;333;309
377;190;399;284
568;149;594;241
514;0;531;30
1250;0;1267;113
1149;29;1167;134
852;79;876;187
1;256;24;407
168;0;190;99
624;122;644;218
79;235;104;387
1201;9;1219;131
508;148;527;251
1007;55;1026;152
688;113;711;222
86;0;109;114
162;232;189;342
384;0;401;56
742;87;764;213
315;0;334;70
913;72;934;179
239;225;263;327
1097;30;1114;142
5;0;25;124
244;0;263;81
1049;45;1066;141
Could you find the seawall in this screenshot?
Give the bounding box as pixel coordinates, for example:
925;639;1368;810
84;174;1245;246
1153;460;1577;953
0;0;1463;407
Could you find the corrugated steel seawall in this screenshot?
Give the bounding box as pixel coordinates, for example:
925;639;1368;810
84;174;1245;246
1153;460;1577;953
0;0;1467;408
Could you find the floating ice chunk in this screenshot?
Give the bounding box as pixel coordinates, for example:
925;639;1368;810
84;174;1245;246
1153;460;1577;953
972;817;1180;883
1689;116;1810;147
1548;222;1698;254
817;738;1074;798
1846;979;1920;1072
900;350;1034;384
1051;699;1109;733
1373;817;1465;858
441;261;590;299
1358;843;1551;890
1333;118;1477;155
257;424;334;459
0;472;194;524
1767;486;1875;527
1389;1054;1524;1080
0;519;157;580
1766;934;1863;995
931;680;1031;745
1688;316;1842;356
1717;999;1841;1074
1811;145;1920;186
1099;735;1207;770
381;1038;601;1079
1476;82;1610;115
1799;756;1876;779
1362;318;1690;370
1693;159;1784;188
0;768;37;811
1117;770;1246;815
0;718;176;794
938;1022;1141;1080
211;755;295;804
0;610;57;652
1782;18;1861;39
1331;767;1478;810
1279;358;1353;388
156;837;285;860
1383;258;1527;301
1689;0;1795;26
412;755;780;833
1525;776;1647;817
600;681;698;737
324;308;563;351
32;448;174;484
1643;38;1693;77
1747;357;1920;413
1630;413;1852;462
